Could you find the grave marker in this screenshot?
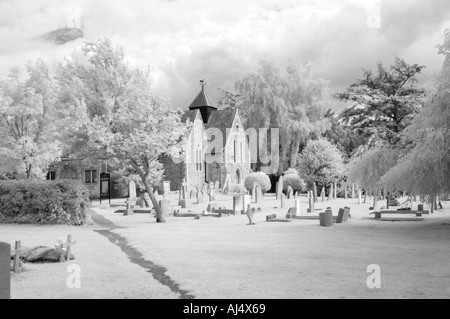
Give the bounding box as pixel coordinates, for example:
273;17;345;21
308;191;315;213
321;187;325;202
12;241;22;273
358;188;362;205
243;195;251;212
233;195;244;215
124;199;134;216
276;176;284;200
128;180;137;199
336;208;350;224
319;209;334;227
0;242;11;299
287;186;293;199
159;200;171;217
280;194;286;208
255;186;263;204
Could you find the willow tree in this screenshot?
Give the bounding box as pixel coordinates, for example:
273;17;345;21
220;60;331;174
380;32;450;207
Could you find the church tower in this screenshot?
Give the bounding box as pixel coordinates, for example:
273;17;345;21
188;80;217;124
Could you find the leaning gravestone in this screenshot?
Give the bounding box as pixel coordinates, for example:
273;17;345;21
294;197;301;216
336;208;350;224
0;242;10;299
129;181;137;199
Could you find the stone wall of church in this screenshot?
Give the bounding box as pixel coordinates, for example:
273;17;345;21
185;114;206;191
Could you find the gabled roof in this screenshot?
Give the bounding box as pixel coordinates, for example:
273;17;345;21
206;107;239;141
181;109;199;124
188;87;217;110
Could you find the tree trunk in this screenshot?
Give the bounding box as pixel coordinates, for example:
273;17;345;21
351;183;355;199
334;182;337;199
364;190;367;204
313;182;318;203
142;177;165;223
344;186;347;200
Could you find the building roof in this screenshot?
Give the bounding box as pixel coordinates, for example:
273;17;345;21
206;107;238;140
181;109;199;124
188;86;217;110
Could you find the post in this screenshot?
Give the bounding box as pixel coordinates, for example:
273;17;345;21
13;241;21;273
66;235;72;262
0;242;11;299
358;188;362;205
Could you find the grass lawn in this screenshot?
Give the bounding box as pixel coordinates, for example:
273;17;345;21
1;192;450;299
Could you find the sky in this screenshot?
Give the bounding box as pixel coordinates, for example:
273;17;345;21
0;0;449;110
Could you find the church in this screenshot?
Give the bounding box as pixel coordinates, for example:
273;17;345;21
162;81;251;192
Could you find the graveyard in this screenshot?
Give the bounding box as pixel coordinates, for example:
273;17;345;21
1;188;450;299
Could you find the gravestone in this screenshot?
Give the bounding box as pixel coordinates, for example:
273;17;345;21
287;186;293;199
321;187;325;202
223;182;229;195
162;181;171;198
179;199;191;209
251;183;257;201
344;207;351;219
276;176;284;200
243;195;251;212
328;184;333;201
280;194;286;209
246;205;255;225
295;197;301;216
418;204;424;211
214;181;220;192
358;189;362;205
159;200;171;217
124;199;134;216
233;195;244;215
308;191;315;213
196;190;204;204
207;203;218;213
336;208;350;224
319;209;334;227
129;181;137;199
0;242;10;299
255;186;263;204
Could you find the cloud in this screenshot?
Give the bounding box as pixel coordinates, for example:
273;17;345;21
0;0;449;110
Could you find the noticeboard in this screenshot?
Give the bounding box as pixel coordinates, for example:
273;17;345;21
100;172;111;204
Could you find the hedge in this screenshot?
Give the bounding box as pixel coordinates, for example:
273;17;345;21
0;180;90;225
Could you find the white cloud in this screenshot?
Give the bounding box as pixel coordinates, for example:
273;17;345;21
0;0;449;109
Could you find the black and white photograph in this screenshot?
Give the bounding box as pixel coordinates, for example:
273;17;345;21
0;0;450;303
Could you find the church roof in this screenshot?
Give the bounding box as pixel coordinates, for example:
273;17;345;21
181;109;199;123
188;87;217;110
206;107;238;139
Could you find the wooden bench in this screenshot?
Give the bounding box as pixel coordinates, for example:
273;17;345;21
370;210;429;219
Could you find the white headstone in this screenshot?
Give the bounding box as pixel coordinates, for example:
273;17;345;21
129;181;137;199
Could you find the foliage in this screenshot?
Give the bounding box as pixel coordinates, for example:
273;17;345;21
57;39;190;222
222;60;332;174
282;174;306;193
380;32;450;197
0;59;66;179
0;180;89;225
336;57;425;147
296;138;345;188
244;172;272;193
324;110;366;159
347;144;401;193
283;168;298;176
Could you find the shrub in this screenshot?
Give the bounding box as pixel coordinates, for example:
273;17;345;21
284;168;298;176
244;172;272;193
282;175;306;193
0;180;90;225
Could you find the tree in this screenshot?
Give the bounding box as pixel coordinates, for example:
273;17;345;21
58;39;189;222
380;32;450;201
0;60;64;179
221;60;331;174
296;138;345;201
336;57;426;147
324;109;366;159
